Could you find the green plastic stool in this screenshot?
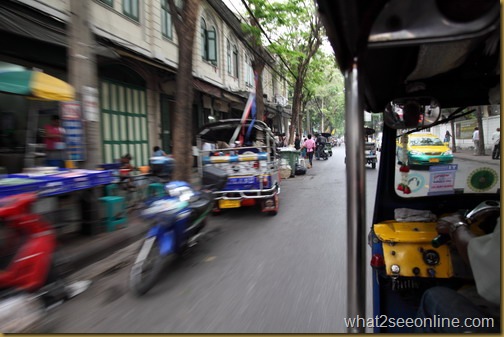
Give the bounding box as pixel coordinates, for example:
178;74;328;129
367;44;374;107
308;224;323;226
105;183;120;196
99;196;127;232
147;183;165;198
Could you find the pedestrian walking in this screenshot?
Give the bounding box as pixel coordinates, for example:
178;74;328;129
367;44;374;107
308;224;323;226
294;135;301;150
444;130;451;143
472;127;480;155
491;128;500;142
302;134;316;168
492;128;500;159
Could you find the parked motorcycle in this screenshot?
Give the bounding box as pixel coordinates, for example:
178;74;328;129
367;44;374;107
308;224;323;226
129;165;228;296
0;193;90;332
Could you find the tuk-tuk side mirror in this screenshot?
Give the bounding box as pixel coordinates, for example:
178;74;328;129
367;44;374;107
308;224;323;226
383;97;441;129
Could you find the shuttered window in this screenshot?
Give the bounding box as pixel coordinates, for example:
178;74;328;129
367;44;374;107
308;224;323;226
100;80;149;167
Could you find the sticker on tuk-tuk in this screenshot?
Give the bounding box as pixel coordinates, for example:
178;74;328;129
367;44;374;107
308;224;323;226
407;173;425;193
467;167;498;192
427;164;458;196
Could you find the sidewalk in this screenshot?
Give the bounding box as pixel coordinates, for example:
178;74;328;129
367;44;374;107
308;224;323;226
56;210;149;277
452;147;498;165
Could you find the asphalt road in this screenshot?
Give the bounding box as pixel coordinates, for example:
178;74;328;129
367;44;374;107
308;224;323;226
49;145;379;333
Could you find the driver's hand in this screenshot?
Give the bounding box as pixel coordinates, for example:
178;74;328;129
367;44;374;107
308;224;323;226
436;213;464;235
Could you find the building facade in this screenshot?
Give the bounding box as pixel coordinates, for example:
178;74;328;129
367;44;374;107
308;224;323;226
0;0;289;172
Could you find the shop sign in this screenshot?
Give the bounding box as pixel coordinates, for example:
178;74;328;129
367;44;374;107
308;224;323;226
83;86;99;122
60;101;86;161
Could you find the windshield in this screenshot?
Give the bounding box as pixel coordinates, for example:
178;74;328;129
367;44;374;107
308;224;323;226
409;137;444;146
394;109;500;198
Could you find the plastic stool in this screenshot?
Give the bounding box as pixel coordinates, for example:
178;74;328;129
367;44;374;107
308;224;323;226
147;183;165;198
99;196;127;232
105;183;120;196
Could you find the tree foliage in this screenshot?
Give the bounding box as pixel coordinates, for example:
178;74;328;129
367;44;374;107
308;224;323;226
302;51;345;137
242;0;324;145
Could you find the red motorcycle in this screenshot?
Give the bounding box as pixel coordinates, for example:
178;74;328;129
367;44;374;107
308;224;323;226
0;193;88;332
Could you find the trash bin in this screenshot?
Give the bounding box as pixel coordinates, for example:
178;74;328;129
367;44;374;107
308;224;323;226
278;148;300;177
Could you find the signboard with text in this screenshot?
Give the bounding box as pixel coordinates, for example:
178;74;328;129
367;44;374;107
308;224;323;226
428;164;458;195
60;101;86;161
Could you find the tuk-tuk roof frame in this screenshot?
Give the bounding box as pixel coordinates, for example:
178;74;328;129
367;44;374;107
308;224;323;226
197;119;274;143
317;0;500;113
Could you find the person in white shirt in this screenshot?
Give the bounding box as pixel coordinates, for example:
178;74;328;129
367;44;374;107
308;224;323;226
492;128;500;159
472;127;480;155
416;213;500;333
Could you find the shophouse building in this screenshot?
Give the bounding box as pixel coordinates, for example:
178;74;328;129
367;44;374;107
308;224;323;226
0;0;290;172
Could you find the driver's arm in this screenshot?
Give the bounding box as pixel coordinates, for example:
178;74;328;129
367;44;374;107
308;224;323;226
436;214;475;265
437;215;501;305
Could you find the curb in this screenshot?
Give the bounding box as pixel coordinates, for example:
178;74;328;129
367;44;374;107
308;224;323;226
56;221;148;277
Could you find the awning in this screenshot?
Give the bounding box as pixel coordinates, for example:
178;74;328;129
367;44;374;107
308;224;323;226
0;70;75;101
193;79;222;98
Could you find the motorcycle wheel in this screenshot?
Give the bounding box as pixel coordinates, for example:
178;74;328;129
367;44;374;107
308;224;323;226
130;237;165;296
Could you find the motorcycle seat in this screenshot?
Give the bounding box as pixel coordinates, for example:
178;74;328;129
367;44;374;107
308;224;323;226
189;193;212;214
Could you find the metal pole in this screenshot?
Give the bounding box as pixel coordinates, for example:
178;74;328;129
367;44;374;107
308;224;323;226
345;58;367;333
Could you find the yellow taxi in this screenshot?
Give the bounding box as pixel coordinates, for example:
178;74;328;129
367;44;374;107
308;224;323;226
397;133;453;166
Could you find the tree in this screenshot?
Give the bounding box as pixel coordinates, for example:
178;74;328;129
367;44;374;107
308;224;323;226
240;0;323;145
302;52;345;136
168;0;201;181
241;0;298;121
267;0;324;145
476;106;486;155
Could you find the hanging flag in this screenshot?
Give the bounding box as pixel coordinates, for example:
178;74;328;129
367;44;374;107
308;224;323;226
230;93;254;145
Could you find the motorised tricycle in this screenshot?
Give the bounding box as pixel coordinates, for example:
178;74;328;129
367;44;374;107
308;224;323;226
321;132;333;157
317;0;500;333
364;128;378;169
196;119;280;216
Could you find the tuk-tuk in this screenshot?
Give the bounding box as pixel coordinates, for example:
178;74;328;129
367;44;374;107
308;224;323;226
196;119;280;216
321;132;333;156
364;127;377;169
317;0;500;333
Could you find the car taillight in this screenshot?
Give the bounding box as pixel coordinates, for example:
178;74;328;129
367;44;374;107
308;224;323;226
262;176;269;187
253;161;260;169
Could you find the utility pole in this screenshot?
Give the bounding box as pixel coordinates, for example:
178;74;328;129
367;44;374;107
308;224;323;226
68;1;101;169
68;1;102;236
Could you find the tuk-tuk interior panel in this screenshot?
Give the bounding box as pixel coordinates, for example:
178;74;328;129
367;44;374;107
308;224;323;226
318;0;500;332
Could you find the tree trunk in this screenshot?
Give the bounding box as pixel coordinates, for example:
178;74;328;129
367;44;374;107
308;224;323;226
476;106;485;155
253;60;266;121
450;119;456;153
170;0;200;181
288;78;304;145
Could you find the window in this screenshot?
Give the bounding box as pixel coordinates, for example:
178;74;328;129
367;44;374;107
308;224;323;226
201;17;217;64
123;0;139;21
99;0;113;6
161;0;172;39
233;45;239;78
245;54;254;87
227;39;231;75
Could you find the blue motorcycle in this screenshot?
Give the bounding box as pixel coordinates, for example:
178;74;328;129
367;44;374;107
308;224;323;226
129;166;227;296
